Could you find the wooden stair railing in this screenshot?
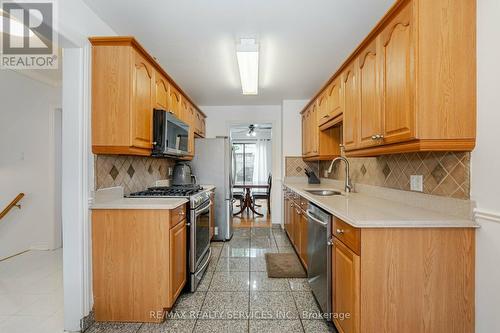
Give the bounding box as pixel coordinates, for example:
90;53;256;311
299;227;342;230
0;193;25;221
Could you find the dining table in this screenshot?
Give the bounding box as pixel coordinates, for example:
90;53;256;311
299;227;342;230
232;184;270;217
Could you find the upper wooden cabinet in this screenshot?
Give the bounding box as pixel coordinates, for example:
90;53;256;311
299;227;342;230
155;72;169;110
300;0;476;157
131;51;154;150
90;37;204;157
379;1;415;146
342;61;359;151
301;104;341;161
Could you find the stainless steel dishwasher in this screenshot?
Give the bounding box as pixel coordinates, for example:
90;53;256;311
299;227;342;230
306;203;332;315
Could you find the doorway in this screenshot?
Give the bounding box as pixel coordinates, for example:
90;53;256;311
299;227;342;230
230;124;272;228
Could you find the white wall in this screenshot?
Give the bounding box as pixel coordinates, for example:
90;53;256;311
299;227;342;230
0;71;62;260
202;105;283;224
282;99;308;177
473;1;500;332
57;1;116;331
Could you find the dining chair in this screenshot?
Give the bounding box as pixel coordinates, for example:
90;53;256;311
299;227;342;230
252;173;272;215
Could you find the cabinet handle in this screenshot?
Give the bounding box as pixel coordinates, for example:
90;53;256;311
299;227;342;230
179;211;185;216
322;115;330;119
336;229;345;235
371;134;385;140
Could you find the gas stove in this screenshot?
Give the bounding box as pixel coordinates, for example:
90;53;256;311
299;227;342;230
128;185;209;208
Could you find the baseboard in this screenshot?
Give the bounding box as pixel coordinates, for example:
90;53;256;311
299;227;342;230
80;310;95;332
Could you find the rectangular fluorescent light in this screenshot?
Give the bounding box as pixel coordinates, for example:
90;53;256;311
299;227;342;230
236;38;259;95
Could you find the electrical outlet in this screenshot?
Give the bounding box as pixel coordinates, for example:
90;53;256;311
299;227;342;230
214;227;219;235
168;167;173;176
410;175;423;192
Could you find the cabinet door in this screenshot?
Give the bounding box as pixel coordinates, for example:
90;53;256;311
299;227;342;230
131;51;154;149
342;61;360;151
169;85;181;118
300;212;308;268
169;220;187;305
310;104;319;155
317;92;329;126
155;72;169;110
380;1;415;144
293;204;302;250
301;112;308;156
327;78;342;120
358;39;383;148
333;239;360;333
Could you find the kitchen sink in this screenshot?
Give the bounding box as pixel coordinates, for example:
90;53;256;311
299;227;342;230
305;190;342;196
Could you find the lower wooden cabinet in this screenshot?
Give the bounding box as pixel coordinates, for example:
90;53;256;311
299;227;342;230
299;211;308;269
331;222;475;333
283;191;308;269
332;239;360;333
169;219;187;305
91;205;187;323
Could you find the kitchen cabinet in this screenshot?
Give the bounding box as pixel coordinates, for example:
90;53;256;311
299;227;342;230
301;104;342;161
169;219;187;303
169;85;182;119
319;78;342;129
299;208;308;268
91;204;187;322
332;238;360;333
282;185;474;333
358;38;383;148
341;61;359;151
89;37;205;157
194;109;207;138
155;71;169;110
331;217;474;333
379;1;415;145
299;0;476;157
283;190;308;269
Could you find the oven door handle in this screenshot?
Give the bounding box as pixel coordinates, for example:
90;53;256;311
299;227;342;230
194;248;212;276
195;200;212;215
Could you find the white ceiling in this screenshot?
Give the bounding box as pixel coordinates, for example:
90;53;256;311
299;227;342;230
83;0;394;106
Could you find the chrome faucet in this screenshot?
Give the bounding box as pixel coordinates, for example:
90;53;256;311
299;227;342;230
326;157;353;193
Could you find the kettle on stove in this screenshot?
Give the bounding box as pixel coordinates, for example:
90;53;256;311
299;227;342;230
172;163;197;185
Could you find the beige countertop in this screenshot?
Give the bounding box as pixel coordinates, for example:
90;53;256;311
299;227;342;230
284;181;478;228
90;186;188;210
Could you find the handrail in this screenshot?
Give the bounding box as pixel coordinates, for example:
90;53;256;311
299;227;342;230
0;193;25;221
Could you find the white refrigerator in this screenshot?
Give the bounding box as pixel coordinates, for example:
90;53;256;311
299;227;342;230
191;137;234;241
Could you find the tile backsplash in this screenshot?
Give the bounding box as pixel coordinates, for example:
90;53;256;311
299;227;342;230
285;156;319;178
95;155;176;194
319;152;470;199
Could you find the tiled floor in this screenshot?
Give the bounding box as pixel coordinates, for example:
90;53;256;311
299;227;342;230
0;249;64;333
86;227;337;333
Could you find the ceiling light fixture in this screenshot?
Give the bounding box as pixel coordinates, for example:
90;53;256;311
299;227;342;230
236;38;259;95
247;124;256;137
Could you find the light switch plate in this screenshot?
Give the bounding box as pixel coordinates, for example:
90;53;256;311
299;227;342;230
410;175;423;192
214;227;218;235
168;167;173;176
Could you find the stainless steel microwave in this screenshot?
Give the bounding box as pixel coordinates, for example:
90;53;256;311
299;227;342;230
152;109;189;157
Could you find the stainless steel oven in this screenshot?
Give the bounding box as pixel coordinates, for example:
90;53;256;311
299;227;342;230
189;194;212;291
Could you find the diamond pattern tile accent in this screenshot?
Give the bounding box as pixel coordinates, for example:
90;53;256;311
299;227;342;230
127;165;135;179
96;155;176;195
360;164;367;176
109;165;119;180
320;152;470;199
285;157;319;177
431;164;446;184
382;163;391;178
